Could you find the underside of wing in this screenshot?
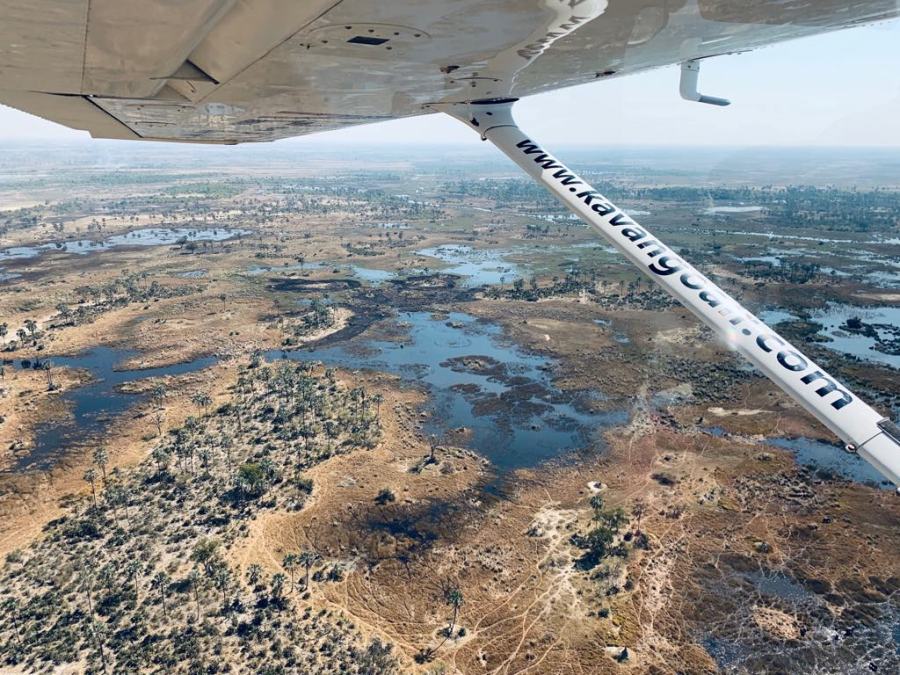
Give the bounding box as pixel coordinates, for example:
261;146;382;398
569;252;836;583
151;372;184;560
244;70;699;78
1;0;897;144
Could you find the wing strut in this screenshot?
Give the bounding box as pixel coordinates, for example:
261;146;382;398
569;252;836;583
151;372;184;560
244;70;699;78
441;100;899;489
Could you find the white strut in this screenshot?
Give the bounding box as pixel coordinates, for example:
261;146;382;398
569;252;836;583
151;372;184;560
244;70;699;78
441;100;899;489
680;59;731;106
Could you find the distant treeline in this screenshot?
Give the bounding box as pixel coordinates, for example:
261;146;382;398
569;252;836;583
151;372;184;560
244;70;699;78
444;180;900;232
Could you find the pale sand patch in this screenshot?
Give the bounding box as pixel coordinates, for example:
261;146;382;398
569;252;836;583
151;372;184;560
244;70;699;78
857;292;900;304
298;307;352;344
0;200;41;212
752;605;800;640
707;406;769;417
655;325;702;345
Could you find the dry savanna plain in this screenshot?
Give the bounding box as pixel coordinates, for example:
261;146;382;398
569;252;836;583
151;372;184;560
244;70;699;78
0;142;898;674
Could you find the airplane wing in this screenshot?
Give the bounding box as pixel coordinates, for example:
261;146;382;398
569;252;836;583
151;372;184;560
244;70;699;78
3;1;899;485
1;0;898;144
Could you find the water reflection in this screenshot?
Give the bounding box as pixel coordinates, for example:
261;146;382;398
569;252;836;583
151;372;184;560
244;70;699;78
0;227;248;263
6;347;216;472
270;311;625;472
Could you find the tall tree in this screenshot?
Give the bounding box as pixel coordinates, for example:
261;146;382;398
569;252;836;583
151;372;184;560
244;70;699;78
270;573;287;605
151;571;170;618
85;618;109;674
92;447;109;483
283;553;298;588
444;587;463;638
2;597;21;649
83;468;97;508
125;560;141;603
212;564;231;606
298;550;321;590
188;568;204;622
246;564;263;587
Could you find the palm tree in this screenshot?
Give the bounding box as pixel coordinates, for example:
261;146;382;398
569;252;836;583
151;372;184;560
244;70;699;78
152;383;167;437
270;573;287;603
191;538;221;575
298;550;321;590
92;447;109;483
246;564;263;587
151;447;170;476
125;560;141;603
83;468;97;507
151;571;170;617
43;361;55;390
631;499;646;531
153;408;165;437
85;618;109;674
2;597;21;649
372;393;384;416
212;564;231;606
80;566;96;617
188;568;203;621
445;587;463;638
283;553;298;587
191;391;212;411
104;483;126;526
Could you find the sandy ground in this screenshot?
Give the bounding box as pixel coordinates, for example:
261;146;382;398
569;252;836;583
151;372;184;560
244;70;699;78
2;189;898;672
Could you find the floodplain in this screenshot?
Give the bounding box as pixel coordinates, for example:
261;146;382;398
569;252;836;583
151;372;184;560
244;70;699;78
0;142;898;674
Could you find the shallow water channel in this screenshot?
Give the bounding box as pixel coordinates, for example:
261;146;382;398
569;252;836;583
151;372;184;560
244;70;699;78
761;304;900;369
7;348;216;472
271;311;626;473
0;227;247;263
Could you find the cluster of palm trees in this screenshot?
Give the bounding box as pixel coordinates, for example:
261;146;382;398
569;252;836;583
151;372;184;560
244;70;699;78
282;549;322;592
53;272;194;329
573;494;632;570
0;319;39;351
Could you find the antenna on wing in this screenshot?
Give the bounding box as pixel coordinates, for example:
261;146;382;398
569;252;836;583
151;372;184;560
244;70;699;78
680;59;731;106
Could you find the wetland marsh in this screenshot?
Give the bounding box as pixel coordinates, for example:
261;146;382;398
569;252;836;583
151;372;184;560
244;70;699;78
0;143;897;674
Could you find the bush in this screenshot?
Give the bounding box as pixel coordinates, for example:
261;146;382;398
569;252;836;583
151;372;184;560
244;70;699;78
375;488;396;505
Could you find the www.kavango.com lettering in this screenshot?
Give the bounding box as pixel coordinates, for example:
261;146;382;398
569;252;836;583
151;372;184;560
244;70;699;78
511;137;853;411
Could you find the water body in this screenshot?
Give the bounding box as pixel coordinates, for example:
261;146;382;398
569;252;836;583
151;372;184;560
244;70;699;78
865;270;900;289
370;222;410;229
809;304;900;369
712;230;856;244
247;262;395;286
705;205;764;215
270;311;625;473
247;261;327;275
768;437;892;489
759;304;899;369
417;245;519;287
0;227;248;263
735;255;784;267
746;570;813;603
349;266;395;286
176;269;208;278
759;309;801;325
6;347;217;472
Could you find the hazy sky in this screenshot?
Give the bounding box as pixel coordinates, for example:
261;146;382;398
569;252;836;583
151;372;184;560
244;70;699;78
1;19;898;147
